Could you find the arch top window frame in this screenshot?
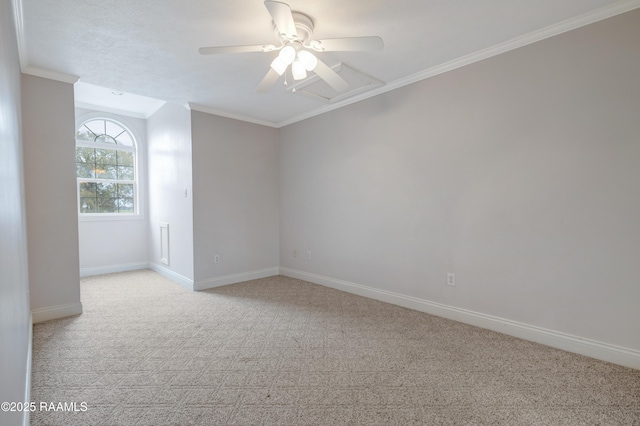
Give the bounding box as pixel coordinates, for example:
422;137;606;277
75;118;139;217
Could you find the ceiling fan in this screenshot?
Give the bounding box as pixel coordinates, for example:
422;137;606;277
199;1;384;93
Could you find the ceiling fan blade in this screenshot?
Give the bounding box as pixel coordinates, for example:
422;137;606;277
311;36;384;52
313;59;349;92
199;44;276;55
264;1;298;40
256;68;281;93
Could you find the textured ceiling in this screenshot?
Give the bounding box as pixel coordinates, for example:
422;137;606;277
17;0;639;126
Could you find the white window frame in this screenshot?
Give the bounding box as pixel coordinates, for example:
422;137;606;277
75;118;140;219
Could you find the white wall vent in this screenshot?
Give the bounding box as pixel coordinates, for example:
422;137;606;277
160;222;169;265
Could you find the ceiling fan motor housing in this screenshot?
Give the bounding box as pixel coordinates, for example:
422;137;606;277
274;12;314;44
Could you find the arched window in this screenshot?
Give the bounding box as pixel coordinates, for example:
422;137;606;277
75;118;137;214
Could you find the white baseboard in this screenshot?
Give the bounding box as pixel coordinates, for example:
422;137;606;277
80;261;149;277
31;302;83;324
149;262;194;291
24;314;33;426
195;267;280;291
280;267;640;371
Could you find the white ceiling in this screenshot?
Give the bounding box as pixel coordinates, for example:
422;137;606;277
16;0;640;127
74;82;166;119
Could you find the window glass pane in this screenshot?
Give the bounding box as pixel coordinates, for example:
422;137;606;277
117;151;134;166
117;166;134;180
76;126;96;142
85;120;105;137
105;121;125;138
118;198;134;213
79;182;97;198
95;134;117;144
95;149;118;165
76;163;95;179
75;147;95;163
96;165;117;180
80;197;97;213
115;132;133;146
97;198;118;213
118;183;134;198
96;182;117;198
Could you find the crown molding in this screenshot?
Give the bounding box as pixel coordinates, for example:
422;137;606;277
276;0;640;128
14;0;79;84
378;0;640;96
14;0;639;128
12;0;27;70
22;66;79;84
187;103;279;128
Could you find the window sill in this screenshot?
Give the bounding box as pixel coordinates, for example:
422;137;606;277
78;214;145;222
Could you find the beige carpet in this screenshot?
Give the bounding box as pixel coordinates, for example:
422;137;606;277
31;270;639;425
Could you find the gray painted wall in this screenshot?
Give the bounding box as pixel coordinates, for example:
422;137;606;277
279;10;640;351
191;112;279;284
147;102;194;280
0;0;31;424
6;10;637;402
22;74;82;320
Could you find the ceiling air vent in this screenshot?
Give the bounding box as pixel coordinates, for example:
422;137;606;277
288;63;383;104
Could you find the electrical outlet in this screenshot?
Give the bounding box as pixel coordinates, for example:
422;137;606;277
293;249;297;258
214;254;220;264
306;250;311;260
447;273;456;286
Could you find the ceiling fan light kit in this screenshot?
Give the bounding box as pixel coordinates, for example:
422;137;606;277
278;45;296;65
199;0;384;94
297;50;318;71
270;57;288;75
291;60;307;80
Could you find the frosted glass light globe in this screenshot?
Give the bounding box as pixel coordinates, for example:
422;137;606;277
292;60;307;80
270;57;287;75
297;50;318;71
278;45;296;65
